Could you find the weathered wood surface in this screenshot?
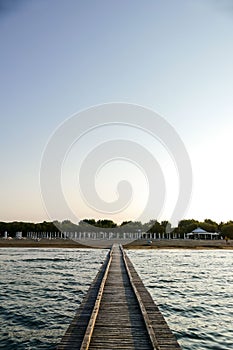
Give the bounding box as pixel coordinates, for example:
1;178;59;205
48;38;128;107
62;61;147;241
57;244;181;350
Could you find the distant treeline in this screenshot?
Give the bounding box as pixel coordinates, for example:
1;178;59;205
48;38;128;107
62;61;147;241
1;218;233;239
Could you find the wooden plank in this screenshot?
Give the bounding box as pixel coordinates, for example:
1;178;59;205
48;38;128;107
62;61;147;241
56;250;112;350
123;249;181;349
88;245;153;349
80;248;113;350
57;244;181;350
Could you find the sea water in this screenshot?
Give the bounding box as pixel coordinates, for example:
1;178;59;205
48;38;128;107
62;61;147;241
0;248;107;349
128;249;233;350
0;248;232;349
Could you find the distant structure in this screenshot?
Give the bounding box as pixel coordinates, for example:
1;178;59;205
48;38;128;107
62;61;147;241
4;231;7;239
27;228;220;241
186;227;219;240
16;232;22;239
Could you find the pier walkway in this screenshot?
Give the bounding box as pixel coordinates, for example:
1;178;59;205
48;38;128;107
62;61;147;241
57;244;181;350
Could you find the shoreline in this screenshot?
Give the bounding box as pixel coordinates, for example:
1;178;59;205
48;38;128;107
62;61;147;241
124;239;233;250
0;238;91;249
0;238;232;250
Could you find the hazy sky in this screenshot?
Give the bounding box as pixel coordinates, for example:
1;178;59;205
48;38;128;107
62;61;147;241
1;0;233;224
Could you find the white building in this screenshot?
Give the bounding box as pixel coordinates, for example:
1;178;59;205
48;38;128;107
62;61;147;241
187;227;219;240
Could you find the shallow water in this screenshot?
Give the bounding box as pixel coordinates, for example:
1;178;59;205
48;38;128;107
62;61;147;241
0;248;232;349
127;249;233;350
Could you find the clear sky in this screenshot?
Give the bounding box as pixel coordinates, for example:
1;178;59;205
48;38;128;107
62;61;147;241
1;0;233;225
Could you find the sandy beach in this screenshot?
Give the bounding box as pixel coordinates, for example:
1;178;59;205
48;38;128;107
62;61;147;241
124;239;233;250
0;238;90;249
0;238;232;249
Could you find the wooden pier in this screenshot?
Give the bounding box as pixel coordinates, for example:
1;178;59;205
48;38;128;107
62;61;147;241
57;244;181;350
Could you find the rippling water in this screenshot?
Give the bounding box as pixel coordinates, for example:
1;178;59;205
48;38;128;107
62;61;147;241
0;248;107;349
127;249;233;350
0;248;232;349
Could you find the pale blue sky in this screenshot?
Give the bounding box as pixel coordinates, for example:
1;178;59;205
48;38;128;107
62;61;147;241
1;0;233;224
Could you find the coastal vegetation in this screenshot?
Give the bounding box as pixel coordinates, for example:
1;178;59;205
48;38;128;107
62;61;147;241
0;218;233;239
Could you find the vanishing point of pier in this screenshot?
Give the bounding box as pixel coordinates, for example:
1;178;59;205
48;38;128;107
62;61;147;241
57;244;181;349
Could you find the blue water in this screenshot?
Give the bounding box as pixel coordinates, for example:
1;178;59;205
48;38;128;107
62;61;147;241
0;248;232;349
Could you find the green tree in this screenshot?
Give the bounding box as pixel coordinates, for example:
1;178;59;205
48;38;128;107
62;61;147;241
120;221;132;226
82;219;96;226
199;222;217;233
221;223;233;239
204;218;218;226
148;220;163;234
96;219;117;228
177;219;199;235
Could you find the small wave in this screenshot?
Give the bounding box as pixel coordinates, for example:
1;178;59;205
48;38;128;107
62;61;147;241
0;306;47;329
1;249;232;350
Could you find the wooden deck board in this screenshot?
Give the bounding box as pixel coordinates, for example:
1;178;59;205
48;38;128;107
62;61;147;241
57;244;181;350
88;245;153;349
